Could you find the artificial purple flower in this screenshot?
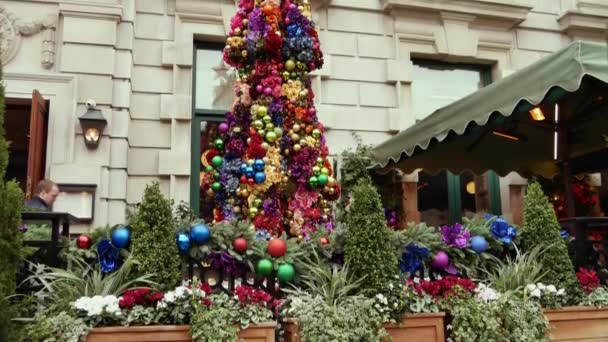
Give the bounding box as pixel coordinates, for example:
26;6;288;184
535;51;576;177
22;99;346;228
441;223;470;249
19;224;28;233
209;251;248;277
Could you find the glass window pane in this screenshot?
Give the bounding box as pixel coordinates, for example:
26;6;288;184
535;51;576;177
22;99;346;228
195;48;236;111
198;121;220;221
411;63;483;121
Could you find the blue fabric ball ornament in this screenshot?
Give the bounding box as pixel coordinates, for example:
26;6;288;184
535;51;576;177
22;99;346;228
176;233;191;254
245;166;255;178
470;236;488;254
111;226;131;249
190;224;211;245
98;239;122;273
253;159;265;172
240;163;248;174
254;172;266;184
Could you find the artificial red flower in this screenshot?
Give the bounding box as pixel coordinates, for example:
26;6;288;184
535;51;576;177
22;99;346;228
577;267;600;293
119;288;164;309
406;276;477;298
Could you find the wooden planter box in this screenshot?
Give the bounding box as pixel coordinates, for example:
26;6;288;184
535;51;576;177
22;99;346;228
86;322;276;342
284;313;445;342
544;306;608;341
384;313;446;342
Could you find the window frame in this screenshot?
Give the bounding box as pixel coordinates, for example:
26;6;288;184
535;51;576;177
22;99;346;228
411;59;502;223
190;42;231;215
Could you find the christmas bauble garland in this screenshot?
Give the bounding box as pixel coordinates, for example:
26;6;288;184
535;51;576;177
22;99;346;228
198;0;340;240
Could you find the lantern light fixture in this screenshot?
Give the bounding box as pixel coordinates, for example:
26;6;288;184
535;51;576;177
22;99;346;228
78;100;107;149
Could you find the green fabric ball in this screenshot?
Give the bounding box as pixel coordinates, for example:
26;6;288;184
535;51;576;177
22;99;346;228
277;263;295;283
317;174;329;186
256;259;273;276
308;176;318;188
212;156;223;168
212;182;222;192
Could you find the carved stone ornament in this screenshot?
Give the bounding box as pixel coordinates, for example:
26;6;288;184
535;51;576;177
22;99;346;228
0;6;57;67
0;7;20;65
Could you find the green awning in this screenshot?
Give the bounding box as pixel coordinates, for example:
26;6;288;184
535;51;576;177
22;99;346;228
372;41;608;178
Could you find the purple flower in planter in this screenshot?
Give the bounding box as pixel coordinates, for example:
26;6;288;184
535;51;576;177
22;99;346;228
441;223;470;249
209;251;248;277
19;224;28;233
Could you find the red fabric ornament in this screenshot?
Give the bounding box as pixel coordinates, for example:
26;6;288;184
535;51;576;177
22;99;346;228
233;238;248;254
76;234;93;249
267;238;287;258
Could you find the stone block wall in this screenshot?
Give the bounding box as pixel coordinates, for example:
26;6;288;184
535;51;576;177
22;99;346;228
1;0;607;230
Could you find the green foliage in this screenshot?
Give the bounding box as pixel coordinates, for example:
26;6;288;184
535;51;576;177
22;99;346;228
337;133;373;219
0;66;24;341
24;310;90;342
580;287;608;307
288;294;389;342
131;182;182;289
521;182;580;302
443;288;549;342
481;244;547;295
390;222;443;257
28;252;156;311
190;291;273;342
189;220;264;271
285;249;363;307
344;179;400;295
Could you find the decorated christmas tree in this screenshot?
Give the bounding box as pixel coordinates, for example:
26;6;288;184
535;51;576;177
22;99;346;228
199;0;340;239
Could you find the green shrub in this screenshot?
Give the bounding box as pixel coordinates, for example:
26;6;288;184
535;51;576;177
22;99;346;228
344;179;404;318
521;182;580;302
0;67;24;340
131;182;182;289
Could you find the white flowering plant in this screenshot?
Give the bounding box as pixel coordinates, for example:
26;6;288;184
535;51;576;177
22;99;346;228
525;283;567;308
474;283;500;303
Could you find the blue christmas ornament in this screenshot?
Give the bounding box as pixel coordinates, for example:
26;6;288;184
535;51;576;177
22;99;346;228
190;224;211;245
470;236;488;254
111;226;131;249
240;163;248;174
98;239;122;273
254;172;266;184
245;166;255;178
253;159;265;172
176;232;191;254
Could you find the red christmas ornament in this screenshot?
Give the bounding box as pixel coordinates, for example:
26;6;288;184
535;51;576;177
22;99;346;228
76;234;93;249
320;237;329;246
233;237;248;254
267;238;287;258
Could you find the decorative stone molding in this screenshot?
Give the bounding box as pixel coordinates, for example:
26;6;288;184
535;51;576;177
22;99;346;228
1;6;57;67
384;0;533;29
59;3;122;21
558;9;608;36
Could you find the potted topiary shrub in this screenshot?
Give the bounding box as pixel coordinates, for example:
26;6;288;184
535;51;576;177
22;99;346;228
520;183;608;340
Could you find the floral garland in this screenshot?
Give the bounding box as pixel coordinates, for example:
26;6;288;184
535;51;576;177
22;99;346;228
198;0;340;240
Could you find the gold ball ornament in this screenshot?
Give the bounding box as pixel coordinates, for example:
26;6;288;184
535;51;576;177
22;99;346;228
312;129;321;139
293;124;301;132
261;142;270;150
291;133;299;141
312;166;321;175
328;176;336;187
293;144;301;152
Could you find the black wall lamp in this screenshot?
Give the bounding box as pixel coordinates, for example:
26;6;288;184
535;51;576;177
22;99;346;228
79;100;107;149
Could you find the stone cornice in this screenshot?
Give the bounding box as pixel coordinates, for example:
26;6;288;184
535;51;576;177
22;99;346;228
59;2;122;21
383;0;533;27
558;10;608;34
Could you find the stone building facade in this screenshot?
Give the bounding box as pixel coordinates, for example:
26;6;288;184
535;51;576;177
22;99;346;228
1;0;607;231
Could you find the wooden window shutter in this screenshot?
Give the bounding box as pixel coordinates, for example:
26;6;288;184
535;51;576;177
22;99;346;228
26;90;47;200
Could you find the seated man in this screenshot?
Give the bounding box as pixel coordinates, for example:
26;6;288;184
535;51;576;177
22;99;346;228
25;180;59;212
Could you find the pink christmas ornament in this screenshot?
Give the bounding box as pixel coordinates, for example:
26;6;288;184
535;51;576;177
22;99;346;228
432;251;449;269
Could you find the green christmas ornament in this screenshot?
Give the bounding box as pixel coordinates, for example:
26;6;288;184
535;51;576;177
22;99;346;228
214;172;221;180
312;166;321;175
285;59;296;71
317;174;329;186
257;106;268;117
308;176;319;188
277;263;295;283
262;115;272;123
214;139;224;149
266;123;275;131
266;131;278;143
212;182;222;192
249;207;258;218
212;156;223;168
282;71;290;80
274;127;283;137
253;198;263;207
321;167;330;175
256;259;273;276
253;120;264;130
205;165;214;172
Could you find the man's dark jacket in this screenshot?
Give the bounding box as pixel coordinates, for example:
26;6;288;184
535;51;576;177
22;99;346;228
25;196;50;211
